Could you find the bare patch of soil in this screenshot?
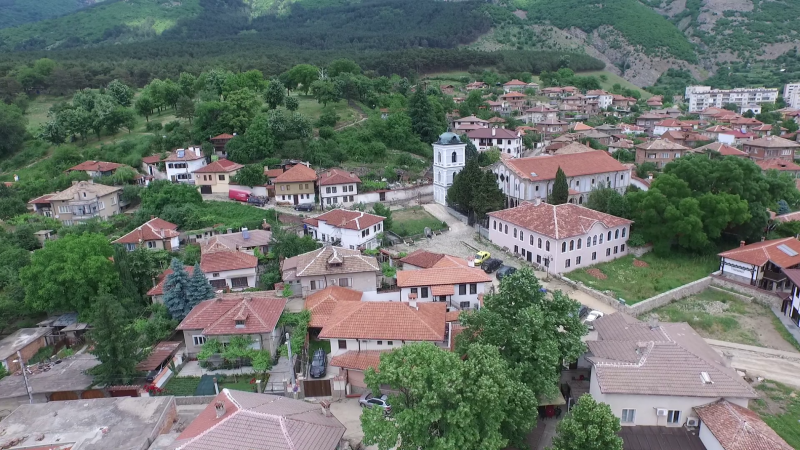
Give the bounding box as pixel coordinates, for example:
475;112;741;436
633;259;649;268
586;268;607;280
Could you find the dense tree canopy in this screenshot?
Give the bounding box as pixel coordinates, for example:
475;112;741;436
0;102;28;157
88;291;141;386
549;395;623;450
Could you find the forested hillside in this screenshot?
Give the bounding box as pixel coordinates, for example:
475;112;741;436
0;0;106;29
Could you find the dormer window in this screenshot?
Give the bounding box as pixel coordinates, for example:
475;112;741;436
235;319;245;328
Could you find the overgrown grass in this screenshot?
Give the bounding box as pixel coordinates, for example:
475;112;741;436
750;380;800;448
160;376;201;396
295;95;358;127
771;316;800;353
391;206;448;237
576;71;652;99
568;252;719;303
27;345;54;364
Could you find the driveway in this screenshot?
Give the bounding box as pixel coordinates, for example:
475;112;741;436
330;398;380;450
706;339;800;389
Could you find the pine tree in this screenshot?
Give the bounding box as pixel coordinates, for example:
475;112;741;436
550;166;569;205
408;87;440;144
447;158;482;213
88;291;140;386
163;258;192;320
187;262;215;311
472;171;505;220
465;139;479;161
778;199;791;215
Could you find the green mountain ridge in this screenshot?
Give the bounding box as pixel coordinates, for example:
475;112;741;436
0;0;108;30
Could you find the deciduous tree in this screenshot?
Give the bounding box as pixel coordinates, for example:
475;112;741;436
233;164;267;187
264;78;286;110
88;291;140;386
0;103;27;157
548;395;623;450
107;79;134;107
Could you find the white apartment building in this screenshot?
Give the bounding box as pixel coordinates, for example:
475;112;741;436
488;201;632;273
586;90;613;109
492;151;631;208
784;83;800;109
466;127;524;158
164;147;207;184
433;132;466;206
303;209;385;250
685;85;778;113
318;168;360;207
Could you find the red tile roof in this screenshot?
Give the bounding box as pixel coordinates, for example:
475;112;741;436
211;133;235;140
176;292;287;335
304;209;384;231
192;159;244;173
274;163;318;183
200;250;258;273
112;217;179;244
455;115;488;123
500;91;526;99
693;142;747;157
317;168;362;186
148;265;195;296
744;136;800;148
319;302;446;341
466;127;520;139
399;249;448;268
774;211;800;223
165;147;204;161
488;202;632;240
503;79;527;86
502;151;628;182
635;139;691;151
694;400;792;450
142;155;162;164
330;350;385;371
655;119;683;127
174;389;345;450
396;266;491;287
718;237;800;268
755;159;800;172
27;193;54;205
305;286;363;328
264;167;285;178
136;341;181;371
67;160;124;172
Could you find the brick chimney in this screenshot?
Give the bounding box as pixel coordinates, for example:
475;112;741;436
740;240;746;247
215;401;226;419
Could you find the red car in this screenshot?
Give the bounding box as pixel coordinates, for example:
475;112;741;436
228;189;250;202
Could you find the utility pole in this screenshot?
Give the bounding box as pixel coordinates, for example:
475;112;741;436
16;351;33;404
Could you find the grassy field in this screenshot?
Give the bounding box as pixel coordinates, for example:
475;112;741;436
567;252;719;304
391;206;447;237
576;71;652;99
644;288;797;350
24;95;64;133
295;95;359;128
750;380;800;448
160;376;201;396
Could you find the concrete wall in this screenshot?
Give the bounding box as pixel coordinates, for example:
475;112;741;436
357;183;433;205
328;338;406;357
628;277;713;316
361;291;401;302
709;274;782;309
2;336;47;372
699;422;726;450
299;271;378;297
174;395;216;406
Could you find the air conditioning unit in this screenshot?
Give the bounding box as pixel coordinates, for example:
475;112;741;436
656;408;668;417
686;417;699;427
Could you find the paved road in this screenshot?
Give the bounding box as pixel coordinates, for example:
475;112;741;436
706;339;800;389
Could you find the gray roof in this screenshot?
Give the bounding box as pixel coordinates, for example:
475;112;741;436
0;396;175;450
281;246;380;280
587;314;757;399
0;355;98;399
0;327;53;360
48;181;121;201
205;229;272;251
172;389;345;450
435;132;462;145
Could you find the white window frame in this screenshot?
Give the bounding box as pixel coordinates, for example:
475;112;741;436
58;205;71;214
193;335;206;346
666;410;681;424
621;409;635;424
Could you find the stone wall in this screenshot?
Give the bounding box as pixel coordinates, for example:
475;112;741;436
629;244;653;258
174;395;216;406
709;274;782;309
627;277;712;316
559;275;628;313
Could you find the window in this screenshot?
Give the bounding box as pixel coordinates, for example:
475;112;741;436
513;228;517;238
112;196;117;205
621;244;625;252
615;229;620;239
451;151;457;163
231;277;249;288
561;242;567;253
58;205;70;214
210;279;227;289
338;340;347;350
577;239;582;249
219;175;225;181
536;255;542;264
438;152;442;163
545;241;550;251
235;319;245;328
593;236;598;245
520;231;524;242
565;259;571;268
576;256;581;265
212;272;220;277
586;237;591;248
606;248;611;256
666;410;681;424
411;288;418;295
622;228;626;238
538;238;542;249
421;287;429;298
621;409;636;424
332;187;337;193
460;301;471;309
493;221;497;230
326;187;331;194
387;341;393;345
599;234;604;244
569;240;574;251
504;225;508;234
310;280;317;290
193;335;206;346
147;241;157;249
459;284;467;295
592;252;597;261
339;278;350;287
614;246;618;254
607;231;612;241
125;243;136;251
469;283;477;294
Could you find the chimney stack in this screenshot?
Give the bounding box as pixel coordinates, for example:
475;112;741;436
409;300;418;310
492;127;496;137
320;400;332;417
722;351;734;368
740;240;746;248
215;401;226;419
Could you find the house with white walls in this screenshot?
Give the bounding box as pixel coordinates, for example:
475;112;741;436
586;314;757;428
303;209;385;250
280;246;380;297
491;151;630;208
396;266;491;311
466;127;523;158
717;237;800;292
318;168;361;207
112;217;180;251
164;147;207;184
488;201;632;273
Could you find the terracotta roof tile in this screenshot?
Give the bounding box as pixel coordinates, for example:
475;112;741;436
694;400;792;450
305;286;363;328
204;230;272;252
211;133;235;140
588;314;756;399
142;155;162;164
743;136;800;148
48;181;121;201
281;246;380;279
774;211;800;223
396;267;490;287
200;250;258;273
303;209;384;231
330;350;385;371
635;139;691;151
553;142;596;155
693;142;747;157
501;151;628;182
148;265;195;296
755;159;800;172
503;79;527;86
264;168;285;178
113;217;179;244
67;161;125;172
174;389;345;450
466;127;520;139
718;237;800;268
399;249;447;268
317;168;361;186
176;292;286;335
455;115;488;123
319;302;446;341
27;193;54;205
488;202;632;240
274;164;318;183
165;147;204;161
193;159;243;174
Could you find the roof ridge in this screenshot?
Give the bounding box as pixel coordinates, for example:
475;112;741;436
175;391;242;450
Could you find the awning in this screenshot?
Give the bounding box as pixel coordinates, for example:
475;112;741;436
432;285;455;296
136;341;182;371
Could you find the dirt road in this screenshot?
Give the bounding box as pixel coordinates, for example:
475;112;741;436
706;339;800;389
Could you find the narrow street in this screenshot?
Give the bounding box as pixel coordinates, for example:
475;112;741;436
706;339;800;389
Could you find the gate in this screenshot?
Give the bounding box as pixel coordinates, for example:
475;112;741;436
50;391;79;401
200;185;212;194
81;389;106;399
303;379;332;397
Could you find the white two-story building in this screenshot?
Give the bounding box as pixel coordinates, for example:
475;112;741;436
318;168;361;207
303;209;385;250
492;151;630;208
164;147;207;184
396;266;491;311
488;201;632;274
466;127;523;158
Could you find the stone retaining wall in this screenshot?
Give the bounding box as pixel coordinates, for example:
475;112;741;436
627;277;712;316
174;395;216;405
707;285;753;303
559;275;628;313
709;274;782;309
629;244;653;258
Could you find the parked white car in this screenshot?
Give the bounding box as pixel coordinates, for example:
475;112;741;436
584;310;604;330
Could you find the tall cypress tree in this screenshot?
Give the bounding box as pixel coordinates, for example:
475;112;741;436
163;258;192;320
408;87;439;144
88;291;140;386
550;166;569;205
187;263;215;311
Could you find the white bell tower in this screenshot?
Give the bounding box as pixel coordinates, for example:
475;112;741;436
432;132;466;206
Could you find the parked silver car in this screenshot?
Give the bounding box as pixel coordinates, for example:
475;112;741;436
359;391;391;413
